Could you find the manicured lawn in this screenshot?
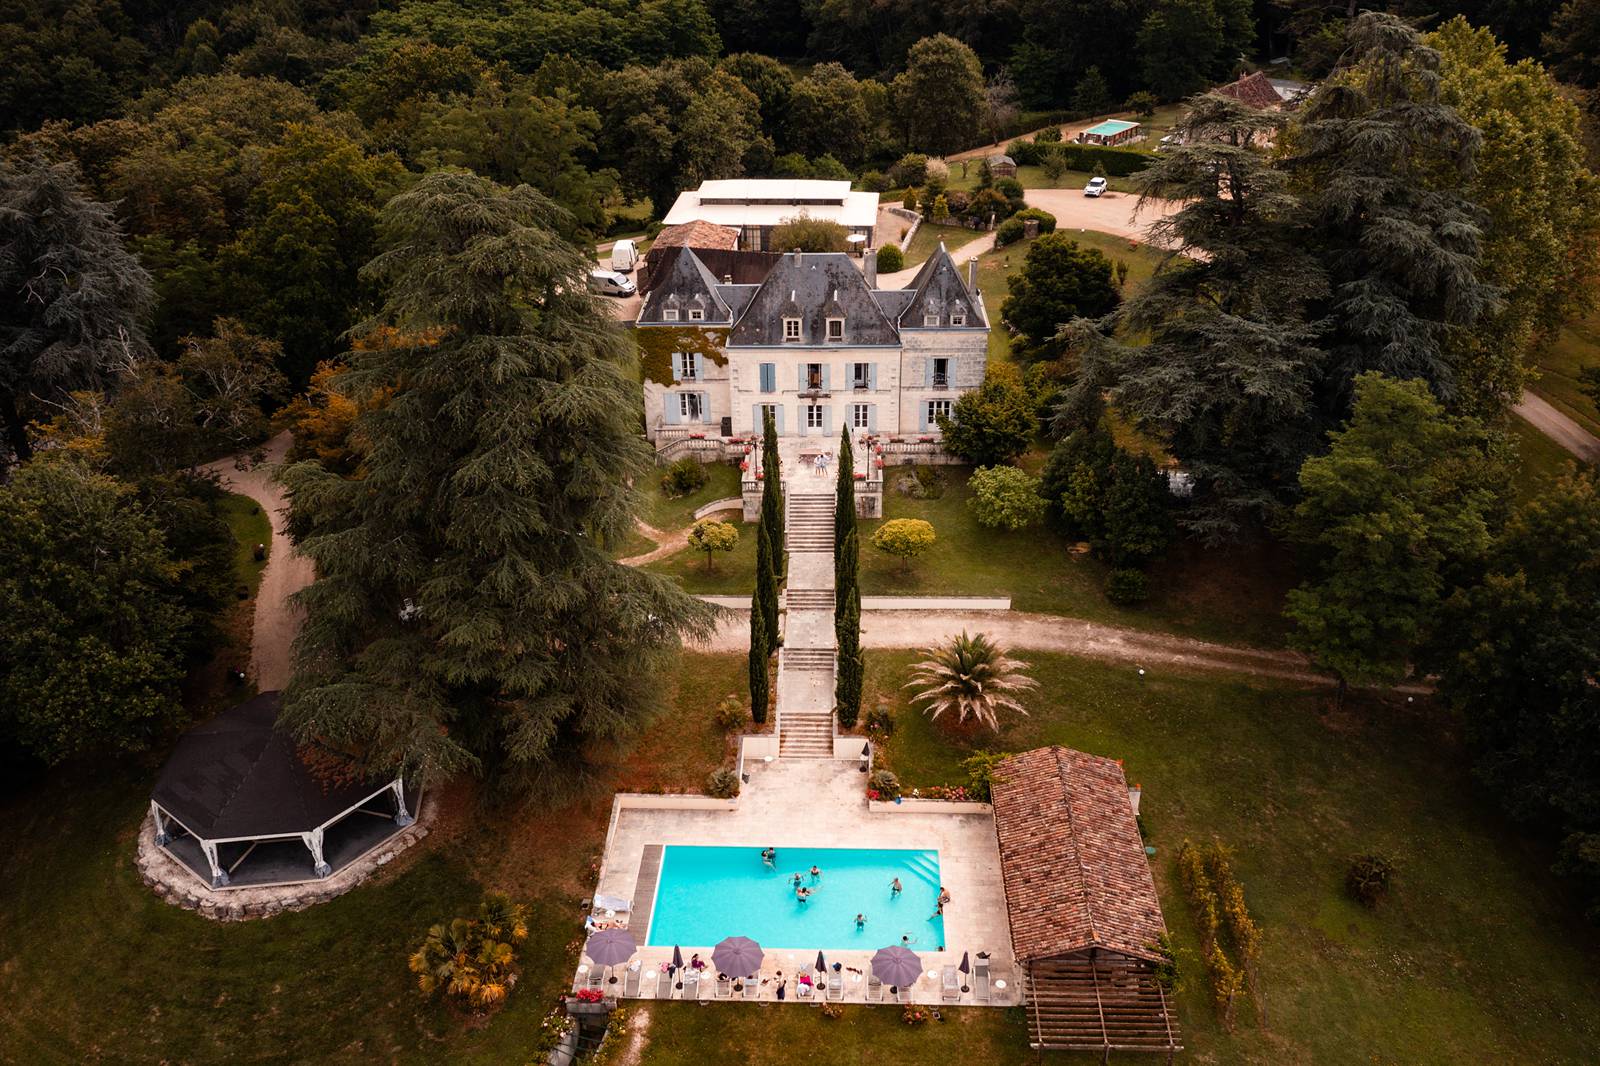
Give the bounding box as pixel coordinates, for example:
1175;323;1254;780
1510;411;1586;503
645;518;760;593
218;491;271;597
900;222;987;267
944;164;1141;195
644;461;743;532
860;464;1294;648
859;649;1600;1064
0;651;746;1065
1531;311;1600;436
641;1002;1029;1061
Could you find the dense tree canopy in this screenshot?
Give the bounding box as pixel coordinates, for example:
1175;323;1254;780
280;171;716;790
1000;232;1120;362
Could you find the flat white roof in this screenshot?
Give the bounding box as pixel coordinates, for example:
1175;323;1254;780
663;183;879;230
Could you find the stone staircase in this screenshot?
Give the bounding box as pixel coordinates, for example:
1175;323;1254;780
777;490;838;759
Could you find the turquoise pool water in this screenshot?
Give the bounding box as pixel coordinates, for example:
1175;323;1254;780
646;845;947;951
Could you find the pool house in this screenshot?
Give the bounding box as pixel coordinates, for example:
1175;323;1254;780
1077;119;1145;147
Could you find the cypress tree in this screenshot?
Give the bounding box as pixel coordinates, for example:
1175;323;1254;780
760;408;784;576
754;514;780;656
278;171;716;792
749;596;769;724
834;425;855;551
834;523;863;726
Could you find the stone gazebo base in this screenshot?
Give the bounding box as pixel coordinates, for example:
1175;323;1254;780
134;799;434;921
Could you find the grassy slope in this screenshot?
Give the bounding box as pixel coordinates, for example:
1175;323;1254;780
1530;312;1600;436
901;222;987;267
0;652;746;1066
853;650;1600;1065
644;462;743;532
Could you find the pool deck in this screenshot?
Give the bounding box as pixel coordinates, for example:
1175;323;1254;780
582;756;1021;1007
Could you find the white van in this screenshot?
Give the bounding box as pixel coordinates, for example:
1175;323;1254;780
588;269;636;297
610;238;639;273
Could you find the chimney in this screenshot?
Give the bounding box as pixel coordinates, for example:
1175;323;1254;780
966;257;977;295
723;274;733;284
863;249;877;288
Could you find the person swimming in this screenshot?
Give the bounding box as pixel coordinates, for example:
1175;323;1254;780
791;872;803;887
761;847;776;867
796;886;812;903
890;877;902;897
854;913;866;930
809;864;822;882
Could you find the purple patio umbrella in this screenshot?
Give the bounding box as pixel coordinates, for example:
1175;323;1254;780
713;936;764;977
871;945;922;988
584;929;636;967
671;945;684;970
958;951;971;974
814;950;827;972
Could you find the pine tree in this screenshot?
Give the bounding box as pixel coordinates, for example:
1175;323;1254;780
278;171;716;791
754;515;780;657
1;155;152;466
748;595;769;724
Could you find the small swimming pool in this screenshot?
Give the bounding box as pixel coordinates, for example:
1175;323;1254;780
646;845;947;952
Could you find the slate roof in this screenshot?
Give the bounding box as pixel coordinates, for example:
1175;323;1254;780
1215;70;1284;110
152;692;393;840
652;220;740;251
899;245;986;328
638;245;734;324
990;746;1167;964
727;251;900;346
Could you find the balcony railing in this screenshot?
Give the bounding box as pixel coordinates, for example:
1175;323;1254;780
931;373;949;389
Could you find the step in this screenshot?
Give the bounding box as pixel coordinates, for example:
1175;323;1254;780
785;590;834;609
782;649;835;669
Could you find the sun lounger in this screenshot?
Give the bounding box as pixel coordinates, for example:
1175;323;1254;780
795;978;816;1002
740;976;760;1000
826;971;844;1001
866;973;884;1002
972;957;991;1003
941;965;960;1002
623;961;642;997
586;966;605;991
681;970;701;1001
715;974;733;999
896;983;912;1004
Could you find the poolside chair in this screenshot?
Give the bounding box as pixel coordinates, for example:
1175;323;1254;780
681;970;702;1001
896;983;912;1004
623;961;643;998
586;966;605;992
795;978;816;1002
715;974;733;999
941;965;960;1003
826;970;844;1002
740;976;760;1000
971;957;991;1004
866;973;884;1003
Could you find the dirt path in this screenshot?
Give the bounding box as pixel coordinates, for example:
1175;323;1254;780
202;432;313;691
878;231;996;288
1514;392;1600;463
693;607;1424;691
1020;188;1183;245
617;519;683;566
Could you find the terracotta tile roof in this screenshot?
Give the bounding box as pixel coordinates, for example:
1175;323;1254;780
1214;70;1284;111
652;220;740;251
990;746;1167;963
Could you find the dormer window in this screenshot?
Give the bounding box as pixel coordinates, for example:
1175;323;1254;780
826;317;844;342
950;313;966;326
689;308;704;321
664;308;679;322
924;314;940;327
783;317;802;342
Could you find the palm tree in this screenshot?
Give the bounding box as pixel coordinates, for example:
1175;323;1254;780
905;631;1037;731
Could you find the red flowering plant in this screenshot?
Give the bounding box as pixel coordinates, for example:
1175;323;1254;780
574;988;605;1003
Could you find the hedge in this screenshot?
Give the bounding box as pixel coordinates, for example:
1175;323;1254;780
1007;138;1153;177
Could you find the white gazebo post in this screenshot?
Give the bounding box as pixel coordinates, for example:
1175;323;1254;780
200;840;229;887
150;802;171;846
391;778;414;827
302;829;331;878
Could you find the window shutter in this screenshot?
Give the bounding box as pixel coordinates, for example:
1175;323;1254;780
760;362;775;393
776;405;785;434
869;363;878;390
753;405;763;435
671;353;682;382
798;365;806;391
918;402;929;433
665;395;682;425
868;404;878;432
923;359;933;386
822;364;831;391
691;353;703;379
699;392;710;422
823;405;833;433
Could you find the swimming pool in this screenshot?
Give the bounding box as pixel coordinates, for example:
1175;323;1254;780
645;845;947;952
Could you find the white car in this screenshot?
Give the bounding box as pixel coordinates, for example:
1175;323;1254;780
1084;176;1108;198
587;269;636;297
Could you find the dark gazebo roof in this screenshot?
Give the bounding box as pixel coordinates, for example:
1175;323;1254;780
152;692;387;840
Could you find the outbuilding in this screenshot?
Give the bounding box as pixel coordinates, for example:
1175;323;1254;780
149;692;417;889
987;154;1017;178
1076;119;1144;147
990;745;1181;1058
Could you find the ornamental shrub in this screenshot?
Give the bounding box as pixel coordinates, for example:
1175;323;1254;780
968;465;1045;530
1007;138;1041;166
1011;207;1057;234
876;244;904;273
686;518;738;570
868;768;901;799
960;749;1008;802
865;702;893;734
889;152;929;188
1105;568;1149;605
1346;853;1396;908
706;767;741;798
1033;125;1063;144
661;457;708;497
994;217;1026;247
713;694;745;731
859;169;891;193
994;176;1025;206
871;518;936;570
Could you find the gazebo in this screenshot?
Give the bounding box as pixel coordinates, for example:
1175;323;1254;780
991;746;1180;1058
150;692;417;889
